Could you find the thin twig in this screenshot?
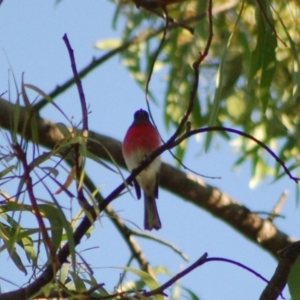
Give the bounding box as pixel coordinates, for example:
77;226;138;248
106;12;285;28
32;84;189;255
170;0;214;142
33;1;238;111
145;4;168;106
34;13;205;111
62;34;89;132
268;190;289;222
256;0;286;46
174;127;300;183
12;143;57;265
99;253;208;299
143;253;208;297
2;101;299;300
63;34;91;210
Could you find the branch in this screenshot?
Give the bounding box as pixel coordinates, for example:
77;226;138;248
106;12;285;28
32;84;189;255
51;153;154;282
12;143;57;264
104;205;152;273
143;253;208;298
62;33;89;132
175;127;300;183
33;1;239;111
63;33;91;212
101;253;208;299
259;241;300;300
79;167;153;274
0;97;295;260
34;12;206;111
101;252;271;299
0;97;296;299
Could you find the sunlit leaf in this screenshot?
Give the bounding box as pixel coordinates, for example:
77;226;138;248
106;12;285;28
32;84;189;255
55;122;71;138
0;165;15;178
114;266;164;300
70;271;87;292
94;39;122;50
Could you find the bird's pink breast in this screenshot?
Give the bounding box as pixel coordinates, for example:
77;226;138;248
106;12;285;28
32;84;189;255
123;123;160;157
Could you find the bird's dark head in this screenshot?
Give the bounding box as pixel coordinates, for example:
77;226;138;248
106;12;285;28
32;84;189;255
133;109;149;123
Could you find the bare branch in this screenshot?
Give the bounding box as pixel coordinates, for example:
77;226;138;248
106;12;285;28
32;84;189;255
62;33;89;132
268;191;289;222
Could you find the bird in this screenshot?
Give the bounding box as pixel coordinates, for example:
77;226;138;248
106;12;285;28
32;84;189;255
122;109;162;230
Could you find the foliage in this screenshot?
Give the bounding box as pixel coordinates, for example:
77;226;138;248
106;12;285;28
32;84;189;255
105;0;300;184
0;0;300;299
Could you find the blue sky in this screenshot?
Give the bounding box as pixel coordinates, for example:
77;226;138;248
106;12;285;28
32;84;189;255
0;1;298;299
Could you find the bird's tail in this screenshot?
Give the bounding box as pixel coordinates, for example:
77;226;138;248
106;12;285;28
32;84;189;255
144;194;161;230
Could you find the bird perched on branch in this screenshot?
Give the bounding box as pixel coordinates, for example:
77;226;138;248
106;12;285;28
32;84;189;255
122;109;162;230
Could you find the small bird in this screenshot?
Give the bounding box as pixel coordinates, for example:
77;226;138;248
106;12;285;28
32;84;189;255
122;109;162;230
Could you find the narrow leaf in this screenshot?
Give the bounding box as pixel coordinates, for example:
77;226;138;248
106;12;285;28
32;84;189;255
205;5;244;151
248;4;277;112
288;256;300;300
114;266;163;300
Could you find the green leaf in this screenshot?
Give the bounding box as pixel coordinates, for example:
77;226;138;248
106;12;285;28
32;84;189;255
2;212;37;264
12;99;22;144
114;266;164;300
0;201;63;255
38;204;63;251
24;83;52;103
84;147;117;173
0;165;16;178
175;138;187;166
29;151;53;169
70;271;87;292
0;222;28;274
274;9;300;103
8;246;28;275
41;166;59;177
55;122;71;138
182;286;202;300
94;39;121;50
40;182;77;270
205;4;243;151
24;83;72;121
248;4;277;112
204;48;226;151
288;256;300;300
40;283;53;298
